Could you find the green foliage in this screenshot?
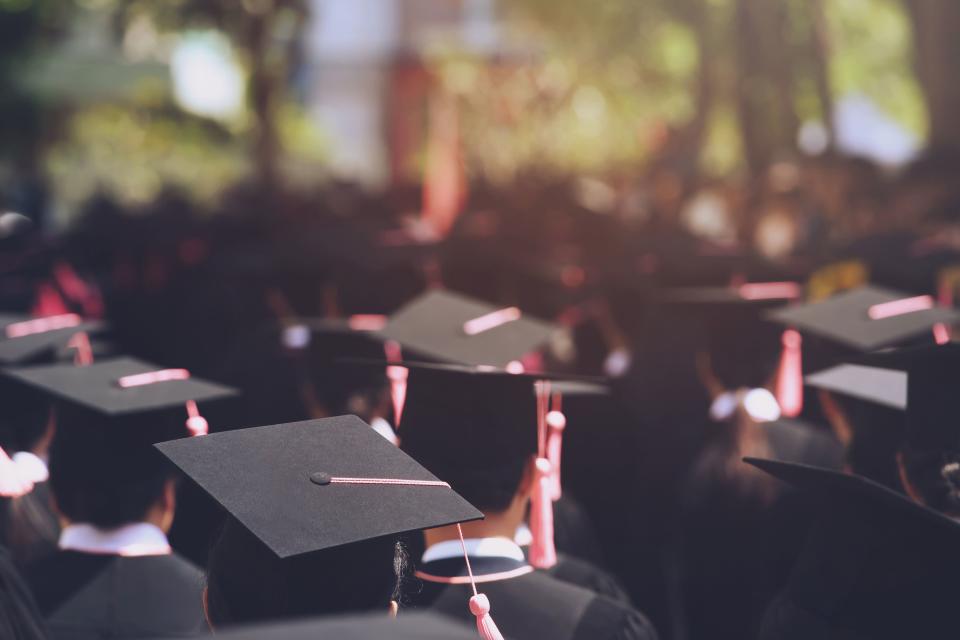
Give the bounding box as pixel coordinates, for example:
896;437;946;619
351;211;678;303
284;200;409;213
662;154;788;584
826;0;926;136
45;103;249;218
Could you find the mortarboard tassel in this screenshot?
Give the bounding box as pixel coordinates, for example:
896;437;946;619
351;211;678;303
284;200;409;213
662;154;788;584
384;341;408;428
545;398;565;501
31;283;70;317
529;382;557;569
775;329;803;418
67;331;94;366
185;400;209;437
457;523;505;640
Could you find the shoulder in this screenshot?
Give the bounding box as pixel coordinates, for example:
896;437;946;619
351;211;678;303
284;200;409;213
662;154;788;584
576;595;660;640
548;555;631;604
24;551;113;615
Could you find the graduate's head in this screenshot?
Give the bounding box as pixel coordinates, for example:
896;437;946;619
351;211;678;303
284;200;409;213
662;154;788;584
49;405;183;530
154;415;482;629
10;357;237;530
863;344;960;518
204;517;400;628
399;365;539;514
0;383;52;454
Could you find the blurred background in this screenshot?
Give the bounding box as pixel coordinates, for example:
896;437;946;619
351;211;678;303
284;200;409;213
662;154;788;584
5;3;960;639
0;0;954;231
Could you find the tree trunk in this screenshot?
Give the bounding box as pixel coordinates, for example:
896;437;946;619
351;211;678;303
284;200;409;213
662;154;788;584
734;0;798;175
806;0;835;146
903;0;960;148
247;10;281;193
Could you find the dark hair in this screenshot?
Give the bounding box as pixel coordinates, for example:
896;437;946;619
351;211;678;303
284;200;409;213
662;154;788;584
0;384;51;453
205;517;400;628
410;456;528;513
900;446;960;518
0;548;46;640
48;405;179;529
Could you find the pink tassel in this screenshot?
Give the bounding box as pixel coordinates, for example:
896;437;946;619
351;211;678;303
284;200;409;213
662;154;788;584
67;332;94;366
528;457;557;569
384;341;408;427
545;410;565;501
32;283;70;317
185;400;209;437
456;523;504;640
469;594;504;640
776;329;803;418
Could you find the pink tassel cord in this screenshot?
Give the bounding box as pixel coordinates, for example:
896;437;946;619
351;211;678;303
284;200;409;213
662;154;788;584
457;524;505;640
67;332;94;366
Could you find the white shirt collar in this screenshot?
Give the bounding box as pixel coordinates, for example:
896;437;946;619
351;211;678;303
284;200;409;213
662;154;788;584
422;536;525;564
59;522;171;557
11;451;48;484
369;417;399;446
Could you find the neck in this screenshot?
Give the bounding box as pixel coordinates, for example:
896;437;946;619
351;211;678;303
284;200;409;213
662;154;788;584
424;508;522;548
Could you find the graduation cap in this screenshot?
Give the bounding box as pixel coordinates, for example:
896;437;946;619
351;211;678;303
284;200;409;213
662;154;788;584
663;282;804;415
853;343;960;450
377;290;557;368
387;361;604;571
766;285;960;352
0;313;104;365
163;613;480;640
156;416;507;640
4;357;236;436
744;457;960;637
804;364;907;410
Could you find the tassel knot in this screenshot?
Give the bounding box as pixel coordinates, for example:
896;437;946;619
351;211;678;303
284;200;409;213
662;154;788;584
469;594;490;616
469;593;504;640
185;401;208;437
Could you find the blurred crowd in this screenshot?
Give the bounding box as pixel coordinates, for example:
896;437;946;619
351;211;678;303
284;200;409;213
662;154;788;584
0;141;959;640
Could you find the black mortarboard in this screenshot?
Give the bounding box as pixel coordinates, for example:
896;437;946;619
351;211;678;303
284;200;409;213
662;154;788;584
377;290;557;368
766;285;960;351
744;457;960;638
663;284;799;390
4;357;236;417
162;613;478;640
155;415;482;559
805;364;907;410
395;362;543;470
0;314;104;365
855;343;960;449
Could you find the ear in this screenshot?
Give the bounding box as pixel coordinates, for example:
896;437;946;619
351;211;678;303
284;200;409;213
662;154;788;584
517;455;537;499
162;478;178;513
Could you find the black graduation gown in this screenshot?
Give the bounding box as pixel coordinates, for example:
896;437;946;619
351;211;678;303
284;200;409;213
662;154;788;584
26;551;207;639
409;554;658;640
540;553;632;604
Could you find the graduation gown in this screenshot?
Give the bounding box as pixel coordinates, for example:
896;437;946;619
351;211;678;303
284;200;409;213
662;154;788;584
26;551;206;639
410;551;658;640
